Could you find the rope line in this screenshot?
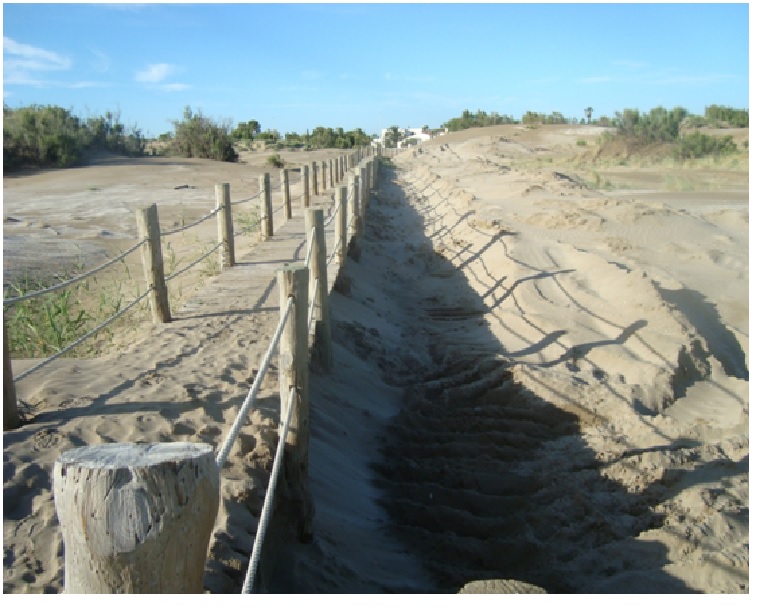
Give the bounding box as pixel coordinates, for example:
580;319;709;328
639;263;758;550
165;240;224;282
215;295;295;469
161;206;220;237
307;277;319;330
240;386;296;594
13;287;152;382
304;226;316;267
3;239;147;307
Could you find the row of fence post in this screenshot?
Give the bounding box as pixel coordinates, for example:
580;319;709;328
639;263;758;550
46;150;380;593
3;147;375;431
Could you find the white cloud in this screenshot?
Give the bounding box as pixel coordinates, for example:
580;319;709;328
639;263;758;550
3;36;71;85
135;63;177;83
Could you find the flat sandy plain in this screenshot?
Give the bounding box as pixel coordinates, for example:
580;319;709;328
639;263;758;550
3;124;750;595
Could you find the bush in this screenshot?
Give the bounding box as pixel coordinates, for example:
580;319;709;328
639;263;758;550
168;106;238;162
267;153;285;168
675;132;738;160
3;104;145;171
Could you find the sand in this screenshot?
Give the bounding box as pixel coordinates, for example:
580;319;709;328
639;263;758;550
3;125;749;595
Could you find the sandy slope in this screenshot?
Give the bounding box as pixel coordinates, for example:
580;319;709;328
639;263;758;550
3;126;749;594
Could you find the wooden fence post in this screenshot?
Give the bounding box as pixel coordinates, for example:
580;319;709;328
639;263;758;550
282;168;292;221
277;265;314;542
260;173;274;239
311;161;319;196
335;185;347;266
302;165;310;208
136;204;171;324
215;183;235;269
3;322;20;431
305;208;332;372
53;442;219;593
334;157;340;184
322;161;328;191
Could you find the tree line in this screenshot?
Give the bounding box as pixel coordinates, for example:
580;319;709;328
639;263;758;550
3;104;374;171
3;104;145;170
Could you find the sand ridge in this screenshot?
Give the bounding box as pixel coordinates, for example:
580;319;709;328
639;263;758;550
3;127;749;593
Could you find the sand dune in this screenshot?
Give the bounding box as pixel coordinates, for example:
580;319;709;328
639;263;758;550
3;126;749;594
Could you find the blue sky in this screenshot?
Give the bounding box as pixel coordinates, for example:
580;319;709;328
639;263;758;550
2;2;751;138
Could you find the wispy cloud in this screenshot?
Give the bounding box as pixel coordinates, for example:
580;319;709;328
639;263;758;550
89;47;110;73
135;63;177;83
135;62;190;92
3;36;71;85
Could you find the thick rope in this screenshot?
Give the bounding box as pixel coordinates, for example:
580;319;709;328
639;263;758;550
215;295;294;469
164;240;224;282
240;386;296;594
14;287;152;382
3;239;146;306
161;206;220;237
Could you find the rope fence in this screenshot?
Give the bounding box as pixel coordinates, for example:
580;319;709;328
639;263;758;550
4;146;383;594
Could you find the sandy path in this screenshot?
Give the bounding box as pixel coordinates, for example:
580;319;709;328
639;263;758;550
3;128;749;594
267;136;748;593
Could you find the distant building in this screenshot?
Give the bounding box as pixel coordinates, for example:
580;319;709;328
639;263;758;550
375;126;446;148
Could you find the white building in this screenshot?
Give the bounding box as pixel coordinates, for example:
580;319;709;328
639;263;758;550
376;126;442;148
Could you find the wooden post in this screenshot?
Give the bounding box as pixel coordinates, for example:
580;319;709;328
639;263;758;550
335;185;347;266
282;168;292;221
305;208;332;371
277;265;314;542
3;322;20;431
311;161;318;196
136;204;171;324
359;166;368;224
302;165;310;208
334;157;340;184
322;160;328;191
53;442;219;593
260;173;274;239
215;183;235;269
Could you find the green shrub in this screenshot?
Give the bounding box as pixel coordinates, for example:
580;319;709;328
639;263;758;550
168;106;237;162
267;154;285;168
3;104;145;171
675;132;738;160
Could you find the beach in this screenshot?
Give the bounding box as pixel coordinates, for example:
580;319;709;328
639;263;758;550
3;124;749;594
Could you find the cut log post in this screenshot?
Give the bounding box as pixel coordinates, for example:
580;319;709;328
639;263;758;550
305;208;332;371
311;161;319;196
3;322;20;431
277;265;314;542
136;204;171;324
282;168;292;220
260;173;274;239
215;183;235;269
322;160;328;191
302;165;310;208
52;442;219;593
335;185;348;266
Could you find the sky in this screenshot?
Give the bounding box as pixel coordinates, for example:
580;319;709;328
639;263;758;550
2;1;752;138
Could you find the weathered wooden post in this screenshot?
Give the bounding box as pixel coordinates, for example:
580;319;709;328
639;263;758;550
305;208;332;371
311;161;319;196
277;265;314;542
334;157;340;184
302;165;310;208
346;175;362;262
322;160;328;191
335;185;347;266
359;166;368;225
282;168;292;221
260;173;274;239
3;322;20;431
53;442;219;593
136;204;171;324
215;183;235;269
